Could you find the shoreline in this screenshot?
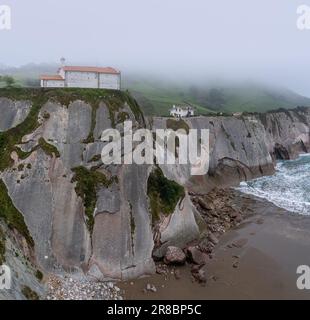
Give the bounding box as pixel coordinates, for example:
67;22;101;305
119;192;310;299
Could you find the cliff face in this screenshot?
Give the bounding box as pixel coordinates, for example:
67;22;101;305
150;108;310;257
0;88;309;298
0;89;154;298
153;108;310;191
0;98;31;132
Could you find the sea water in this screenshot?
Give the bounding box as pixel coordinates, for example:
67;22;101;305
237;154;310;215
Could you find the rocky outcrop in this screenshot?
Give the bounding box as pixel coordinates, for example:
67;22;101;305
0;89;154;285
0;88;310;298
150;108;310;257
0;98;31;132
152;107;310;192
0;222;45;300
163;246;186;265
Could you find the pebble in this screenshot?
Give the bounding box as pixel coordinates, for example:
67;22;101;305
46;274;123;300
146;283;157;293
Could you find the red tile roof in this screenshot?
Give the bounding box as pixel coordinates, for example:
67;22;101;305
40;75;64;80
62;66;120;74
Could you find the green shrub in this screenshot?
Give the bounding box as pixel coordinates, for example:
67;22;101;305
0;179;34;247
35;270;43;281
71;166;112;233
147;167;185;224
21;286;39;300
166;118;189;134
38;137;60;158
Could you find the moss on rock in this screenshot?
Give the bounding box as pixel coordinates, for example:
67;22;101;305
71;166;112;233
38;137;60;158
0;88;145;170
147;167;185;224
21;285;39;300
0;179;34;247
166;118;189;134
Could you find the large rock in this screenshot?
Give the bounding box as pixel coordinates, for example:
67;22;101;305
90;164;155;280
187;246;209;265
0;98;31;132
164;246;186;265
192;267;207;283
153;193;202;259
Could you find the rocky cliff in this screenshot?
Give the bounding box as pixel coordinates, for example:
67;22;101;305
0;88;309;299
153;107;310;191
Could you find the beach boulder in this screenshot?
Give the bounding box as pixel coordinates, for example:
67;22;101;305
164;246;186;265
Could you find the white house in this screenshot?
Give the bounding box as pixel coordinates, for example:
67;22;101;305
170;105;194;118
40;65;121;90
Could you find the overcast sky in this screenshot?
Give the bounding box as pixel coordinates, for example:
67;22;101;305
1;0;310;94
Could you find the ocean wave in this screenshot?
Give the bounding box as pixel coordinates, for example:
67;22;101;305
237;154;310;215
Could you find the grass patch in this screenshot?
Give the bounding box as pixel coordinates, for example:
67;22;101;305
14;138;60;162
147;167;185;224
0;88;49;171
166;118;189;134
0;180;34;247
117;111;130;123
21;285;39;300
126;80;310;115
35;269;43;281
13;147;33;160
123;91;145;125
38;137;60;158
88;154;101;163
71;166;112;233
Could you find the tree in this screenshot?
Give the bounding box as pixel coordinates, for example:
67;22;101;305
0;75;16;87
2;76;15;87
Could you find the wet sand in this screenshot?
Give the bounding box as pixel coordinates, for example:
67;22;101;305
119;194;310;299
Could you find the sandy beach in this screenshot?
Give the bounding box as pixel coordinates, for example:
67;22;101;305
119;193;310;299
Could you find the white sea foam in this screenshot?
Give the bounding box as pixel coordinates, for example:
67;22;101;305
237;154;310;215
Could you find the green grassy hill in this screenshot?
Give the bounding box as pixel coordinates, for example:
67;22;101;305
125;79;310;116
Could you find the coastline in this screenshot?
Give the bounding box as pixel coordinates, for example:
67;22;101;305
119;192;310;299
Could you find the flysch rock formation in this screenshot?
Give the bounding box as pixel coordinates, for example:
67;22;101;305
152;108;310;193
0;88;309;299
0;98;32;132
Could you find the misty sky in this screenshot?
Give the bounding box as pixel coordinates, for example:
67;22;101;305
1;0;310;95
